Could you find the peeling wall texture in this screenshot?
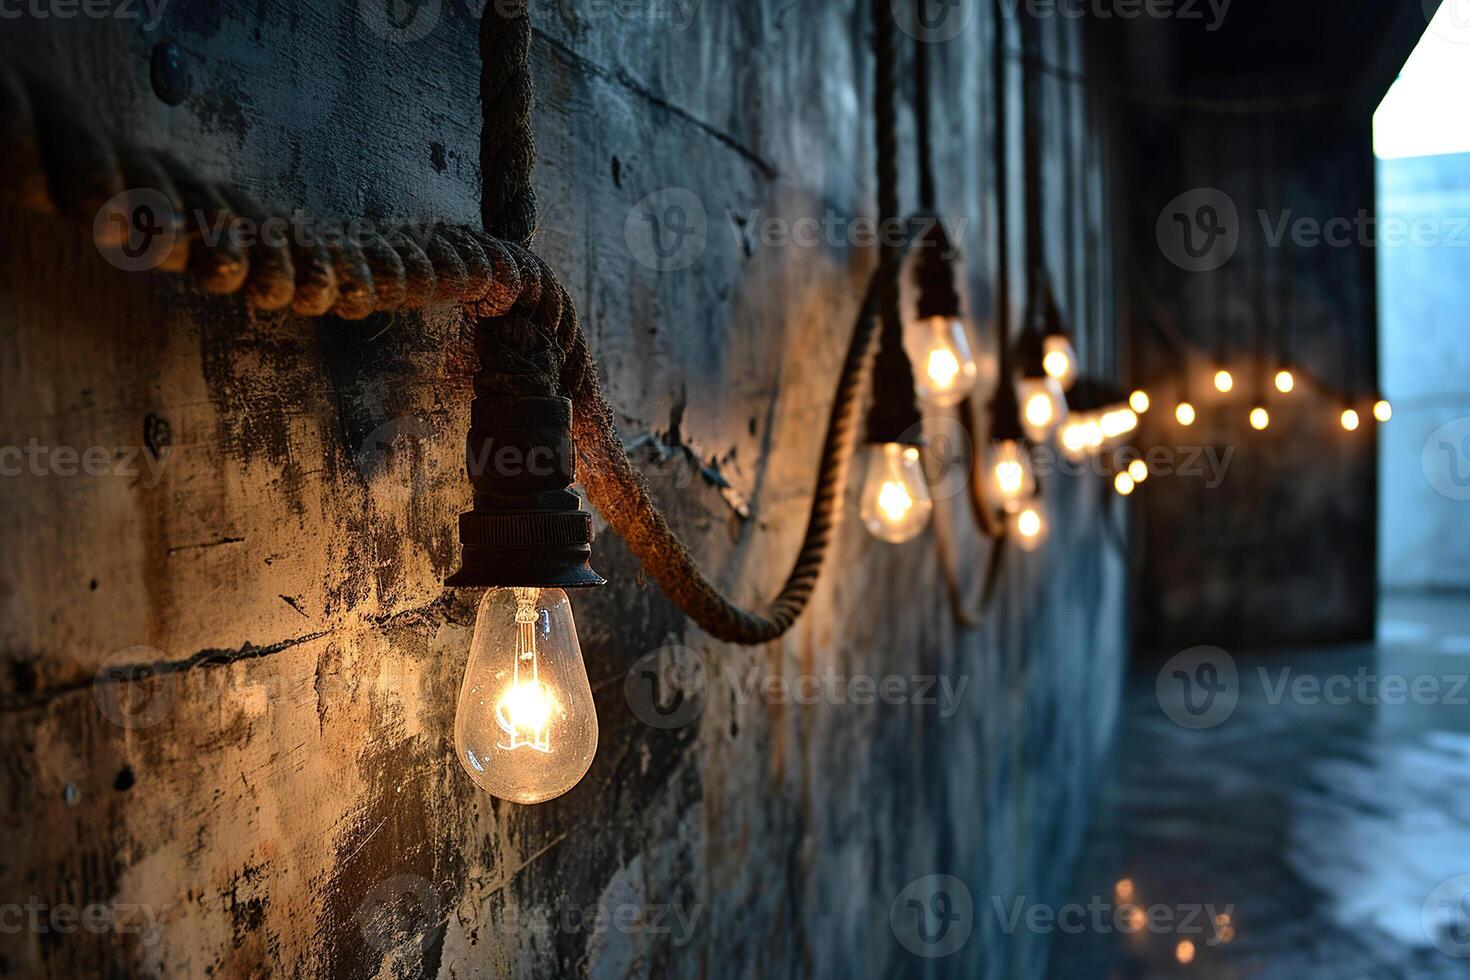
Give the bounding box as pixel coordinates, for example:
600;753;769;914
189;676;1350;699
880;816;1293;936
0;2;1128;978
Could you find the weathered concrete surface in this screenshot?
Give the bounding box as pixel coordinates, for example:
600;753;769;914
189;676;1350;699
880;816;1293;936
0;2;1126;977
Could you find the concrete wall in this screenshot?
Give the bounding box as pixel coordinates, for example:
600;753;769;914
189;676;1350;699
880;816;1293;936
1377;152;1470;592
0;2;1127;977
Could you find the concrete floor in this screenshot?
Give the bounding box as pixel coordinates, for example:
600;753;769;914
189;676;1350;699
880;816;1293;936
1048;592;1470;979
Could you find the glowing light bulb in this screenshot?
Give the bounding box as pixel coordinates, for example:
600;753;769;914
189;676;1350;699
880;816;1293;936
1010;504;1046;552
1274;369;1295;394
906;315;978;407
985;438;1035;513
1176;939;1196;965
1175;402;1196;426
1042;334;1078;390
455;587;598;804
1114;471;1135;496
1127;459;1149;483
1129;389;1150;414
1213;369;1234;393
1016;376;1068;443
1249;406;1269;431
1059;418;1089;461
1340;408;1360;431
1099;407;1138;441
1373;399;1392;422
859;443;932;542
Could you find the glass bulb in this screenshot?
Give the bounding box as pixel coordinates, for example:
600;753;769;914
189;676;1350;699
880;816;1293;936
984;438;1035;513
1129;389;1150;414
859;443;932;542
1274;369;1295;394
1010;504;1047;552
1114;471;1135;496
907;315;979;407
1249;406;1270;431
1127;458;1149;483
1341;408;1360;431
454;587;597;804
1213;369;1234;393
1016;376;1068;443
1059;416;1091;461
1175;402;1196;426
1099;407;1139;442
1042;335;1078;390
1373;399;1392;422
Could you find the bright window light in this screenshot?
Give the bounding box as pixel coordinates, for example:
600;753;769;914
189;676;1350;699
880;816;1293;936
1374;2;1470;159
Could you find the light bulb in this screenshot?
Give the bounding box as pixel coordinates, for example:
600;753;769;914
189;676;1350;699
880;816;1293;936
1249;406;1270;431
1059;417;1090;461
1213;369;1234;393
1017;376;1068;443
1042;335;1078;390
859;443;932;543
1129;389;1150;414
985;438;1035;513
1373;399;1392;422
1114;471;1135;496
907;315;979;407
1127;458;1149;483
454;587;598;804
1274;369;1295;394
1340;408;1360;431
1175;402;1196;426
1099;407;1138;441
1010;504;1046;552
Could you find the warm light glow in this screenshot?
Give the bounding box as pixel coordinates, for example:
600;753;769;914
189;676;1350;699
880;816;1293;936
1042;334;1078;390
1100;407;1139;439
1060;421;1088;458
1025;391;1055;428
1127;459;1148;483
1115;879;1135;901
1176;939;1196;965
987;438;1035;512
1274;369;1295;394
1213;369;1234;393
1017;377;1068;443
1114;471;1135;496
1374;399;1392;422
1013;505;1044;549
1249;406;1270;431
1341;408;1360;431
907;315;979;407
1175;402;1196;426
859;443;933;542
1129;390;1150;414
455;587;598;804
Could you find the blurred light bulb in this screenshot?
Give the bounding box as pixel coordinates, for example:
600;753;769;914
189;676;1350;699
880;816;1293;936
859;443;932;542
1129;389;1150;414
1127;459;1149;483
1249;406;1270;431
1100;407;1138;441
1042;335;1078;390
906;315;978;407
1059;418;1089;461
1017;376;1068;443
1176;939;1196;965
1341;408;1360;431
455;587;598;804
1114;471;1135;496
1275;369;1295;394
1373;399;1392;422
1010;504;1046;552
985;438;1035;513
1175;402;1196;426
1213;369;1234;393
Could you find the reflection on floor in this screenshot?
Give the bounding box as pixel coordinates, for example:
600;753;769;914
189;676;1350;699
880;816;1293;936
1049;592;1470;979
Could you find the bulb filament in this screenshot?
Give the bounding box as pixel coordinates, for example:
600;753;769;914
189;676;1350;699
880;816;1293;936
495;587;555;753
